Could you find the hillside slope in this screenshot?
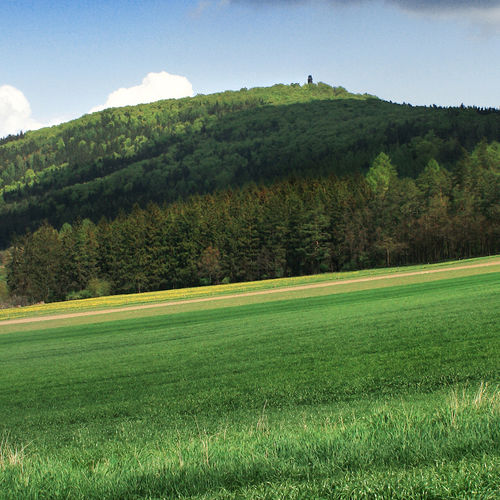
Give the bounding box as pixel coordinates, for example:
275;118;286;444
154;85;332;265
1;82;499;245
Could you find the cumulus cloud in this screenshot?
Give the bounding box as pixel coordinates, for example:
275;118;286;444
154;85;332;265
0;85;44;137
90;71;194;113
0;71;194;137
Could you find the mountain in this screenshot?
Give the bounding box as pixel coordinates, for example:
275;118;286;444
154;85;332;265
0;82;499;247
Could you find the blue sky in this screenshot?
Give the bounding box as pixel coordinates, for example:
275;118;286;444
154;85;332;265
1;0;499;136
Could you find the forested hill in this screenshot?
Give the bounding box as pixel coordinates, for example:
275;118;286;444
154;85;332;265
1;82;499;247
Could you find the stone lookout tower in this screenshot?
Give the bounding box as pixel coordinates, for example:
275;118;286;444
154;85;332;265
307;75;313;84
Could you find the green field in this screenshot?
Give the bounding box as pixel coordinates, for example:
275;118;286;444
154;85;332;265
0;265;499;498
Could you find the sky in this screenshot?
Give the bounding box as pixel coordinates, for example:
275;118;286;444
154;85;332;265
1;0;499;137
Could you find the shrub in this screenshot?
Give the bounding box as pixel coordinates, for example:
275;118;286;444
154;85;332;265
66;279;111;301
66;289;92;301
87;278;111;297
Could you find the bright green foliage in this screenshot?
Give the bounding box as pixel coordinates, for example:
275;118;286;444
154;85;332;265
366;152;398;196
0;273;498;498
417;158;451;198
0;83;498;245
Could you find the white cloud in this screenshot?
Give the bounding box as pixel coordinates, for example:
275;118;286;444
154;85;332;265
90;71;194;113
0;85;44;137
0;72;194;138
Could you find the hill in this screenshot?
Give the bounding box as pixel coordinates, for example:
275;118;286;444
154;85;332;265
1;82;499;246
0;261;499;498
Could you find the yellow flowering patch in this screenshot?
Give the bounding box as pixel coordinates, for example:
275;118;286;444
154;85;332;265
0;256;496;322
0;275;330;320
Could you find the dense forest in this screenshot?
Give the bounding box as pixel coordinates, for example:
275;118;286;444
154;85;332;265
1;83;499;247
6;141;499;304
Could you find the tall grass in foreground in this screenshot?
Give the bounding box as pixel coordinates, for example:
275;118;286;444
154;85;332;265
1;384;498;499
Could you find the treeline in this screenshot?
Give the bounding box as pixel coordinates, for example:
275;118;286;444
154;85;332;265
7;142;499;304
1;83;499;247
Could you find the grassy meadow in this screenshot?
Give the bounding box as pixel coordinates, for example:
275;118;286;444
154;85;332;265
0;262;499;498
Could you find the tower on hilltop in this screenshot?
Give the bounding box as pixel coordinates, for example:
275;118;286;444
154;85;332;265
307;75;313;84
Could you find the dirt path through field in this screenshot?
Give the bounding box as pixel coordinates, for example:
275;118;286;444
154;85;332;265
1;261;499;326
